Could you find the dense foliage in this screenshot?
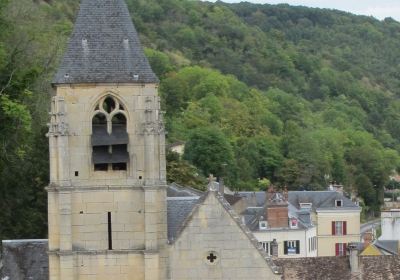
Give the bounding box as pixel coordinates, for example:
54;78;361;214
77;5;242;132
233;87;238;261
1;0;400;238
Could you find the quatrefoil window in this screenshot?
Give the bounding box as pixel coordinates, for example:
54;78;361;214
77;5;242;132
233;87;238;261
205;251;219;265
91;96;129;171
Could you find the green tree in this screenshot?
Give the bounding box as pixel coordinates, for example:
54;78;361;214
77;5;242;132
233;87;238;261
166;151;206;190
184;127;234;182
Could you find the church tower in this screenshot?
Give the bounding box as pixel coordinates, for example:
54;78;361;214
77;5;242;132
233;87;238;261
47;0;167;279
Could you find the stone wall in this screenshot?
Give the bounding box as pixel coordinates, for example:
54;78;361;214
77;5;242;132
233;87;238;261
169;192;280;280
1;240;49;280
277;255;400;280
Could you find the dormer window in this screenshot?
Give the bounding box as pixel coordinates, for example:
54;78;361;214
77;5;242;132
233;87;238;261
335;200;343;207
259;221;268;230
299;203;312;209
290;218;298;229
92;96;129;171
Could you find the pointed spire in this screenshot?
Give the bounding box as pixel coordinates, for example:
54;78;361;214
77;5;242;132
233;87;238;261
53;0;158;85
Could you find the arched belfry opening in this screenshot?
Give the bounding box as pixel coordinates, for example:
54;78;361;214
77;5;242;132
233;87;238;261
91;95;129;171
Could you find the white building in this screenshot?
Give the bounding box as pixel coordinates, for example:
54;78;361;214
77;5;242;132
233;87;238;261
239;189;318;258
380;209;400;241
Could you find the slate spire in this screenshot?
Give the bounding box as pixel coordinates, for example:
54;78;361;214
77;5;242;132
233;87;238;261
53;0;158;85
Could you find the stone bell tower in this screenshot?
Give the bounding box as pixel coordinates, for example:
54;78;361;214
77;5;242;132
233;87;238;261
47;0;167;279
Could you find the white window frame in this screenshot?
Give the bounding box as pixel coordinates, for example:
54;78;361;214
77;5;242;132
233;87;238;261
338;243;346;256
287;240;297;255
290;218;298;229
335;199;343;207
299;202;312;209
259;221;268;230
260;242;271;255
335;221;344;235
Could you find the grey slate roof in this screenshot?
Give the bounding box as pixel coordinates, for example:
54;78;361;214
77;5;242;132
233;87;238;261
167;183;203;198
374;240;399;255
53;0;158;85
167;197;200;241
238;191;360;211
288;191;360;211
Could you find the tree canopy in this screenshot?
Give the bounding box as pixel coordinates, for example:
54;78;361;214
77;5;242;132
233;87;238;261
1;0;400;238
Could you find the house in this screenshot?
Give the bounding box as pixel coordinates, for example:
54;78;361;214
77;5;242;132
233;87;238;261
289;191;361;256
237;188;317;258
380;209;400;241
233;189;360;257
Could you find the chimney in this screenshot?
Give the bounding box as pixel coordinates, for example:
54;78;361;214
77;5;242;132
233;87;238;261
219;177;224;195
266;187;289;228
283;186;288;201
363;231;373;246
271;239;278;258
348;243;361;279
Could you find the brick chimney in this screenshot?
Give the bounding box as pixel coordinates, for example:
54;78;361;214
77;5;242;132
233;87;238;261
266;186;289;228
362;231;373;246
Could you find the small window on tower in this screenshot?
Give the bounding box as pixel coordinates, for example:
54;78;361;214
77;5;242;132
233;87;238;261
94;163;108;171
113;163;127;170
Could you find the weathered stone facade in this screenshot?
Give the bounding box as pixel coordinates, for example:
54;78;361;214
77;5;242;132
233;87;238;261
47;84;168;280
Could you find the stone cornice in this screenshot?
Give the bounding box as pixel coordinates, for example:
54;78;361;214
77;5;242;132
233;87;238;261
46;184;167;192
48;249;152;256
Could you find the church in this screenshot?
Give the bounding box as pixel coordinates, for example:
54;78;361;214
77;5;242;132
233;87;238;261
42;0;281;279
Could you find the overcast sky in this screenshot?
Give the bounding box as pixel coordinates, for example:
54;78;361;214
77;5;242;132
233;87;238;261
210;0;400;21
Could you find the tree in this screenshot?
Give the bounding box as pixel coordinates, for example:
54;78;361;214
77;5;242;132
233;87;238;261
184;127;234;183
166;150;206;190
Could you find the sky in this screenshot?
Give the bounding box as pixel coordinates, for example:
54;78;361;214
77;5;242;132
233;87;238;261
209;0;400;21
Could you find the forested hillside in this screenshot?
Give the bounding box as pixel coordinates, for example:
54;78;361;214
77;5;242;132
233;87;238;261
1;0;400;239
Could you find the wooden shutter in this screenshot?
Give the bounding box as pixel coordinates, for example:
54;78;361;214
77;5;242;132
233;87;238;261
343;243;347;256
332;221;336;235
284;241;288;255
343;221;347;235
296;240;300;254
335;243;339;256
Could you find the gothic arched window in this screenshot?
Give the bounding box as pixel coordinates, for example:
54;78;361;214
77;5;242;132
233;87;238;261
91;96;129;171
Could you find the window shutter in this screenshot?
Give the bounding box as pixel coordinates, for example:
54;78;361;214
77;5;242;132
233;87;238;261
343;243;347;256
284;241;288;255
332;221;336;235
335;243;339;256
296;240;300;254
343;221;347;235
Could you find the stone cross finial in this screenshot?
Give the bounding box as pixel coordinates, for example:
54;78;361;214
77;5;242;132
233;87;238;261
208;174;218;192
208;174;215;183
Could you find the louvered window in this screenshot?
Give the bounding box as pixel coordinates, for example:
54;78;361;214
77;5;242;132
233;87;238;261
92;96;129;171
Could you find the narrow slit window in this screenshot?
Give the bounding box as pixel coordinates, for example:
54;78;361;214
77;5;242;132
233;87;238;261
108;212;112;250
